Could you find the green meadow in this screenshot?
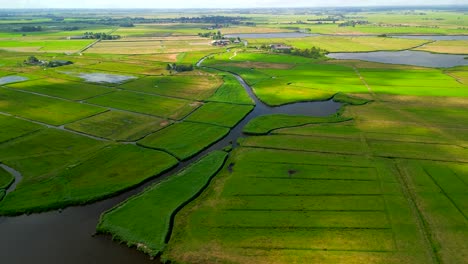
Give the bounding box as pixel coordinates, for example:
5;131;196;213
0;7;466;264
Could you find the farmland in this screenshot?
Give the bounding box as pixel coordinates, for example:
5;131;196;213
0;6;467;264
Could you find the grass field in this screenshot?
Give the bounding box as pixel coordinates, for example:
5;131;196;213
243;114;351;134
119;73;222;100
65;110;170;141
415;40;468;54
0;166;14;190
97;150;228;256
0;40;94;53
248;36;428;52
0;114;43;143
0;88;106;125
0;137;178;215
207;73;255;105
6;78;115;101
185;102;253;128
86;90;199;120
138;122;230;160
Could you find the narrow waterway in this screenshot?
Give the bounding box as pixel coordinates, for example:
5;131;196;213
0;57;341;264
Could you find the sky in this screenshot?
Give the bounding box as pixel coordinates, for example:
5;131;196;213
0;0;466;9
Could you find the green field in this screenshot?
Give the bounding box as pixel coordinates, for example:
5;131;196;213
97;151;228;256
0;114;43;143
0;132;178;215
6;78;115;101
0;7;466;264
243;114;351;134
138;122;229;160
119;73;222;100
65;110;171;141
0;88;106;125
86;90;198;120
185;102;253;128
0;166;14;190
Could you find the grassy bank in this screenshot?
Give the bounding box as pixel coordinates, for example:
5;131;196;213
97;150;228;257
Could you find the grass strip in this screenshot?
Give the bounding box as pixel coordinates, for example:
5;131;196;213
97;150;228;257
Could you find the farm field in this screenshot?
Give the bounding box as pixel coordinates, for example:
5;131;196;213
0;7;467;264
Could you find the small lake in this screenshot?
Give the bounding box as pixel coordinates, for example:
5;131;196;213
327;50;468;68
78;73;136;84
0;76;28;85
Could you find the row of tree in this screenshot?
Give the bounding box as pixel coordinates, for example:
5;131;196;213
166;63;193;72
83;32;121;40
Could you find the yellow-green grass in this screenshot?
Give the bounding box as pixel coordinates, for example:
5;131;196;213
248;36;428;52
0;40;94;53
185;102;253;128
65;111;171;141
82;61;167;75
163;147;432;264
86;90;199;120
397;160;468;264
6;78;115;101
0;114;43;143
243;114;351;135
0;129;105;184
86;38;216;54
97;150;228;257
445;66;468;85
0;141;178;215
0;166;14;190
415;40;468;54
119;74;222;100
138;122;229;160
207;74;254;105
0;88;106;125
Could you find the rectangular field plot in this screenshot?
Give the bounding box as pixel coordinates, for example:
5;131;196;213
0;40;93;53
0;88;106;125
86;90;199;120
138;122;229;160
119;74;222;100
0;144;178;215
369;140;468;162
82;61;166;75
6;78;114;101
207;74;254;105
0;115;43;143
185;102;253;128
65;110;170;141
399;160;468;264
240;135;367;155
165;146;433;264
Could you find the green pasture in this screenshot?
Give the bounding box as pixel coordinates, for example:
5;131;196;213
119;74;222;100
185;102;253;128
65;111;170;141
0;140;178;215
243;114;351;135
0;40;93;53
0;166;14;190
138;122;229;160
0;88;106;125
0;115;43;143
6;78;115;100
86;90;198;120
207;74;254;105
97;151;228;256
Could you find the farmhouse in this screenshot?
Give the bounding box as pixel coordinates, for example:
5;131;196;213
211;39;231;46
270;44;292;51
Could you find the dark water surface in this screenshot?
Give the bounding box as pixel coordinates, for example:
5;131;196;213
0;60;341;263
327;50;468;68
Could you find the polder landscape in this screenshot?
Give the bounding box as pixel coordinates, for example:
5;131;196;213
0;4;467;264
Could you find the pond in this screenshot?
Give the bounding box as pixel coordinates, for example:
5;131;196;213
77;73;136;84
327;50;468;68
0;76;28;85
